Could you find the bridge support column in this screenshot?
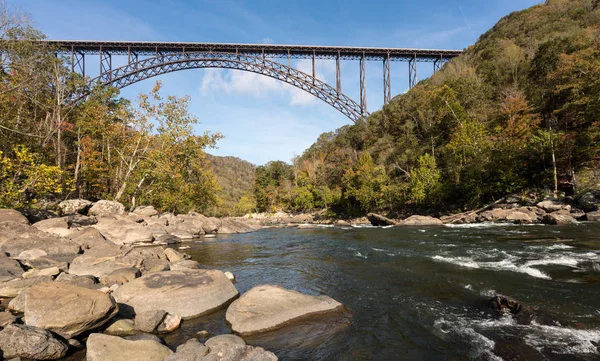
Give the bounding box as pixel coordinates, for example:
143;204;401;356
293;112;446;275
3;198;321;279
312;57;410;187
408;53;417;89
99;46;112;82
70;46;85;76
360;52;367;114
312;50;316;85
433;54;443;73
383;52;391;105
336;51;341;94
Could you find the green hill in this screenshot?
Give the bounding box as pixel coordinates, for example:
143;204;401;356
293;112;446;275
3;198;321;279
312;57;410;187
253;0;600;215
207;154;256;216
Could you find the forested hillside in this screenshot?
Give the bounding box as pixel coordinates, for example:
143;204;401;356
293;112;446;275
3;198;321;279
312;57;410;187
207;154;255;216
253;0;600;216
0;6;222;213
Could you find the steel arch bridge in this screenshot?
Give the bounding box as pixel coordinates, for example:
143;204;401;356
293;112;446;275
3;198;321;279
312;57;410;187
89;52;365;122
46;40;463;122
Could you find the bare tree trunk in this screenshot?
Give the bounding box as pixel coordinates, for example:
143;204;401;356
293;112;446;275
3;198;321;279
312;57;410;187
549;119;558;198
73;127;81;197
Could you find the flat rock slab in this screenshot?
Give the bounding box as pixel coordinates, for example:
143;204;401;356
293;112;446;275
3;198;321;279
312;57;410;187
401;215;444;226
0;253;24;282
24;282;118;338
86;333;172;361
0;209;29;225
0;324;68;360
0;276;54;297
113;270;238;320
226;285;343;336
0;222;80;256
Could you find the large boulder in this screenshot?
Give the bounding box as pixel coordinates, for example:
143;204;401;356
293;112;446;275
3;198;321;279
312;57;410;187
197;334;278;361
0;222;80;256
505;211;534;225
55;273;97;288
587;211;600;222
401;215;443;226
99;267;141;286
69;227;113;250
86;333;172;361
113;269;239;319
0;209;29;225
33;217;74;237
366;213;397;226
133;206;159;217
577;192;600;212
0;324;68;360
542;213;577;225
219;218;260;234
89;200;126;217
94;217;153;245
0;253;24;282
134;309;167;333
226;285;343;336
477;208;510;222
58;199;93;215
24;282;118;338
0;276;54;297
202;217;222;234
164;338;209;361
536;200;571;213
69;246;168;278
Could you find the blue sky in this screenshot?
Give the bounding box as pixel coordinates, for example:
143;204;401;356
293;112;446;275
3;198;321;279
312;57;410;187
12;0;541;165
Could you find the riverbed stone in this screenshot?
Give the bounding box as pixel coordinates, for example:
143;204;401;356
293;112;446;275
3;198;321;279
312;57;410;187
542;213;577;225
164;248;188;263
86;333;173;361
133;206;159;217
201;334;278;361
54;273;97;288
67;214;98;228
0;312;16;327
401;215;443;226
134;309;167;333
205;334;246;349
587;211;600;222
0;324;68;360
366;213;397;226
100;267;141;286
537;200;571;213
218;218;260;234
58;199;93;216
16;248;47;260
0;276;54;297
113;269;239;320
226;285;344;336
170;259;201;270
0;209;29;225
24;282;118;338
578;192;600;212
0;222;80;256
32;217;73;237
69;227;112;250
88;200;126;217
0;254;24;282
202;217;222;234
157;314;181;333
164;338;209;361
103;318;139;336
505;211;533;224
94;218;153;245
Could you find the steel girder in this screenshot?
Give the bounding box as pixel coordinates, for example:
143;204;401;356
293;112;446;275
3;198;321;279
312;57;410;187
87;52;366;122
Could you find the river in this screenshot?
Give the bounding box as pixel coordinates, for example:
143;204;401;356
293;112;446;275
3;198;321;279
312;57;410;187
162;223;600;361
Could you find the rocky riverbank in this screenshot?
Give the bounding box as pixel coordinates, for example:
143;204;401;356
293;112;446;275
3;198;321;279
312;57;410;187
0;200;347;360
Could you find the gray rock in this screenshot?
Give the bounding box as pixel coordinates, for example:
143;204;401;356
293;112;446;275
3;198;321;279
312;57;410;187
54;273;97;288
164;248;188;263
20;256;68;272
0;276;54;297
201;342;277;361
226;284;343;336
69;227;113;250
67;214;98;228
103;318;139;336
8;291;27;312
134;309;167;333
86;333;172;361
100;267;141;286
401;215;443;226
0;222;80;257
0;324;68;360
542;213;577;225
218;218;260;234
505;211;533;225
537;200;571;213
32;217;73;237
88;200;126;217
157;313;181;333
94;218;153;246
58;199;93;216
70;246;168;278
0;312;16;327
0;253;24;282
15;249;47;260
202;217;222;234
578;192;600;212
154;234;181;245
164;338;209;361
366;213;397;226
133;206;158;217
0;209;29;225
113;270;239;320
143;258;171;273
334;220;352;227
170;260;201;270
587;211;600;222
24;282;118;338
125;333;163;343
205;334;246;348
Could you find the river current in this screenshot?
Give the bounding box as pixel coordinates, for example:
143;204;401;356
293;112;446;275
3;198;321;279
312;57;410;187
166;223;600;361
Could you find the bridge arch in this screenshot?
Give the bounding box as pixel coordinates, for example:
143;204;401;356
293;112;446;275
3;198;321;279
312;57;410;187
86;52;366;122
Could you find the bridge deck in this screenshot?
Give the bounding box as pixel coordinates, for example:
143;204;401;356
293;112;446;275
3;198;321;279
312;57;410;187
44;40;463;61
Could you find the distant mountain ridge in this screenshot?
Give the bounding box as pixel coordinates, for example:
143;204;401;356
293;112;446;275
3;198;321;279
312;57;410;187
206;154;256;215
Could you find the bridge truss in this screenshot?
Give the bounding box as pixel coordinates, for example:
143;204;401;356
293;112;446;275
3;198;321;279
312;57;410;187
47;40;462;121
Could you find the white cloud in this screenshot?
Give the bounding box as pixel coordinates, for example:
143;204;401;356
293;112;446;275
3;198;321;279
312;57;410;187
199;59;336;107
